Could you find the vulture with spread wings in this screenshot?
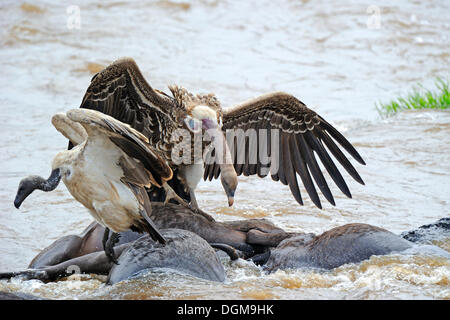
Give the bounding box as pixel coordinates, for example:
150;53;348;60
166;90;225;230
75;57;365;211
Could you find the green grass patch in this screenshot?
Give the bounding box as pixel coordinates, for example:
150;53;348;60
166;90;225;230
376;78;450;117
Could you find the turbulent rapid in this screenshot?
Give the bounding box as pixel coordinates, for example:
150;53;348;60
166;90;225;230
0;0;448;299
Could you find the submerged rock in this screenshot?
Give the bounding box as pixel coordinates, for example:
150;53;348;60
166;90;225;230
107;229;226;284
401;217;450;244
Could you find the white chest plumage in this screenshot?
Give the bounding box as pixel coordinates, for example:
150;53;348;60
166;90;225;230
61;136;140;231
180;162;204;190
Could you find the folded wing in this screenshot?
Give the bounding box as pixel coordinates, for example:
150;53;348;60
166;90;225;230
66;108;173;188
78;57;180;148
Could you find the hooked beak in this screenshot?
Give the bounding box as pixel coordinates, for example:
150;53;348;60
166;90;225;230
228;196;234;207
14;168;62;209
221;171;236;207
14;183;33;209
203;120;238;207
14;193;25;209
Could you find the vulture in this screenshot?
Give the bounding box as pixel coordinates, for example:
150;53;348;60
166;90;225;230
73;57;365;210
14;109;175;263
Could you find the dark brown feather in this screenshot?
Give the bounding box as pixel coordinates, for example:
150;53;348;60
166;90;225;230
118;156;156;188
67;108;173;187
125;182;166;244
304;130;351;198
314;130;365;185
78;58;182;166
289;134;321;208
276;131;288;186
202;92;364;209
296;133;335;206
282;134;303;205
318;117;365;165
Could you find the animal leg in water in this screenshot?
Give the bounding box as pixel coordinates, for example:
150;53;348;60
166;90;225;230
210;243;244;260
0;244;130;282
250;249;271;266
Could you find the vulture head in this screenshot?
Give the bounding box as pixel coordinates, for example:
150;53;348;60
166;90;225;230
184;104;238;207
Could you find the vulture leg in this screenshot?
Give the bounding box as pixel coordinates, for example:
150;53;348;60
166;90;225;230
104;231;121;265
163;182;190;208
189;189;200;211
188;189;215;222
102;227;110;253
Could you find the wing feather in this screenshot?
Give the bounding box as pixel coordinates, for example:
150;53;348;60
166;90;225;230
289;133;320;208
78;57;180;146
123;181;166;243
67;108;173;187
203;92;365;208
314;130;365;185
296;133;335;206
283;134;303;205
304;130;351;198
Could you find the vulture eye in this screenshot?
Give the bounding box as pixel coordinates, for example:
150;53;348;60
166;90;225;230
184;117;201;133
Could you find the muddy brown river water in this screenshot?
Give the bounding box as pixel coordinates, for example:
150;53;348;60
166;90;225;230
0;0;449;299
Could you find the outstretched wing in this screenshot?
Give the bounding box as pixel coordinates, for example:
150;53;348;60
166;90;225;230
78;57;180;148
203;92;365;209
73;58;192;202
66;108;173;187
